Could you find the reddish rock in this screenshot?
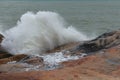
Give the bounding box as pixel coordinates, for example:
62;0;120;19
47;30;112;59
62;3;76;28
0;30;120;80
0;45;120;80
0;64;118;80
0;54;27;64
24;57;44;65
112;67;120;77
0;63;29;73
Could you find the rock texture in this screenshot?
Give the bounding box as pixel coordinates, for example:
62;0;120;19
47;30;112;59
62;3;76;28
70;29;120;53
0;54;28;65
0;33;30;65
23;56;44;65
0;34;12;59
0;45;120;80
0;33;4;43
0;30;120;80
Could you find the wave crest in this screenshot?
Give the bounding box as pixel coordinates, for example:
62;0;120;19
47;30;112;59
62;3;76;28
1;11;88;55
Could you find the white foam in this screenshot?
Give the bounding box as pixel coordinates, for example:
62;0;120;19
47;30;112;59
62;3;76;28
43;52;79;65
1;11;88;55
40;52;82;70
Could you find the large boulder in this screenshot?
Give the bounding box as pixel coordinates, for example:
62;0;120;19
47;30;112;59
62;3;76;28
70;29;120;53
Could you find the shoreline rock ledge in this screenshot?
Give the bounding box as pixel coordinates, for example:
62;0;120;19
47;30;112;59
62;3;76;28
69;29;120;54
0;29;120;80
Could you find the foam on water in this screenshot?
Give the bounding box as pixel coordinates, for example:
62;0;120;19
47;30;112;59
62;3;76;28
43;52;79;64
1;11;88;55
42;52;87;70
7;52;86;71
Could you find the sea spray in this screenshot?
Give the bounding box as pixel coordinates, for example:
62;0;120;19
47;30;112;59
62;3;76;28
1;11;88;55
6;52;86;71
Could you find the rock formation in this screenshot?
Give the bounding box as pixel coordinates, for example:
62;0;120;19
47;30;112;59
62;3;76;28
0;45;120;80
70;29;120;53
0;34;29;64
0;29;120;80
0;34;13;60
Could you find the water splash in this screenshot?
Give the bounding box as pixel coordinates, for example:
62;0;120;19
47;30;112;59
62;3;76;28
1;11;88;55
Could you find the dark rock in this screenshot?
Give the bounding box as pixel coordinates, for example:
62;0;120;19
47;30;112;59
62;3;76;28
0;54;28;64
71;29;120;53
23;56;44;65
0;33;13;59
0;33;4;43
0;53;12;59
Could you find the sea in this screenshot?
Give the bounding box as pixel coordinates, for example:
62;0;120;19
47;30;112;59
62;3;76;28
0;0;120;55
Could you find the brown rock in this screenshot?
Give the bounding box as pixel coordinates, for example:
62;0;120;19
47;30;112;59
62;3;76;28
112;67;120;77
0;52;12;59
24;57;44;65
0;44;120;80
0;62;119;80
0;30;120;80
0;54;28;64
0;63;29;73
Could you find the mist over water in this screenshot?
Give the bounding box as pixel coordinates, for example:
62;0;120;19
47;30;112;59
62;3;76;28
1;11;88;55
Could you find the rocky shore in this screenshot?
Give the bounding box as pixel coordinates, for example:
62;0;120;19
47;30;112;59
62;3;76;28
0;29;120;80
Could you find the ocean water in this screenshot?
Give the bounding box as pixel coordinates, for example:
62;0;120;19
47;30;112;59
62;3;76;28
0;0;120;55
0;1;120;34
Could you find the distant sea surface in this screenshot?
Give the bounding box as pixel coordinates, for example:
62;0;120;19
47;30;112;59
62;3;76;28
0;0;120;36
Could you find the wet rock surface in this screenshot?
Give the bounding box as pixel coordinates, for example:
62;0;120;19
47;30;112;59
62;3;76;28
70;29;120;53
23;56;44;65
0;30;120;80
0;34;12;59
1;45;120;80
0;54;28;65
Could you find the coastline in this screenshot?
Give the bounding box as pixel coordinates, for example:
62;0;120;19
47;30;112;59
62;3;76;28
0;29;120;80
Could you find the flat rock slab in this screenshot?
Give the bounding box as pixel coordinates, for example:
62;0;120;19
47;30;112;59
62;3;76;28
0;30;120;80
0;45;120;80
